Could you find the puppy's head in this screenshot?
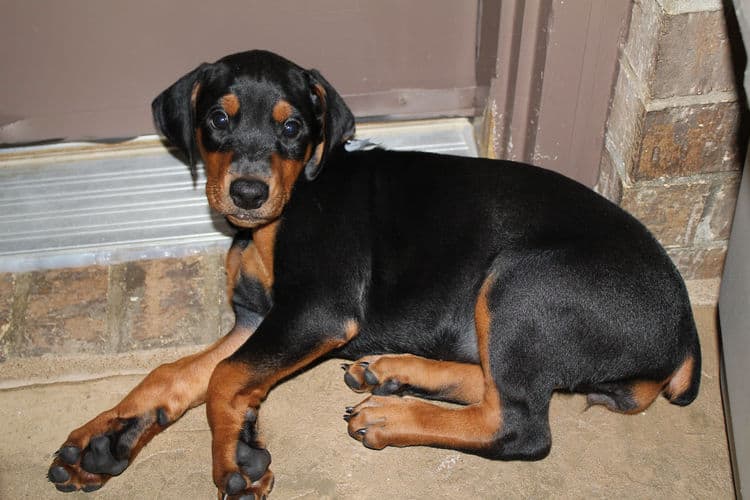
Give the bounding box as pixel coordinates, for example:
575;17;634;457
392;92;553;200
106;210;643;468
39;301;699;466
152;50;355;228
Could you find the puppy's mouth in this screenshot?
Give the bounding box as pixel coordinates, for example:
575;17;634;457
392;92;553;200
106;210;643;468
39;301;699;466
226;210;268;228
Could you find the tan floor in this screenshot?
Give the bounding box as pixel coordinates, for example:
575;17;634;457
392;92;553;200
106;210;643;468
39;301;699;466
0;303;734;499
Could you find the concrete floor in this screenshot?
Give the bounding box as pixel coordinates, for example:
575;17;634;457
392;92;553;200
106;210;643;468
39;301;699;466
0;285;735;499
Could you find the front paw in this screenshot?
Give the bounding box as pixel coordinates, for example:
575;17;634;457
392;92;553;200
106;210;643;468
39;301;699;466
212;410;274;499
219;468;274;500
48;407;171;492
217;443;274;500
345;395;439;451
344;395;400;450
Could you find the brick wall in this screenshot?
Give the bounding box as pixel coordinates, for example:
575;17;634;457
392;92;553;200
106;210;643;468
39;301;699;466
596;0;745;279
0;253;234;361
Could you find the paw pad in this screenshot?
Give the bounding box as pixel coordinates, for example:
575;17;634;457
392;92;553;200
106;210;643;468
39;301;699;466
225;472;247;495
236;441;271;481
58;445;80;464
81;435;129;476
47;465;70;483
363;368;379;385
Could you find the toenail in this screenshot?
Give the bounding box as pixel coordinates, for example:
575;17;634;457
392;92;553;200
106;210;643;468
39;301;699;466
344;372;361;389
89;435;110;453
237;447;271;481
340;363;351;370
359;361;370;367
356;428;367;436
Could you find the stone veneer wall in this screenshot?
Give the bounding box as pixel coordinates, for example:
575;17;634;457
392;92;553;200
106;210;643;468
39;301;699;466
596;0;745;279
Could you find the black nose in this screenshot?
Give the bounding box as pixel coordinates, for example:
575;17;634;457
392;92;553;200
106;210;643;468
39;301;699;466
230;179;269;210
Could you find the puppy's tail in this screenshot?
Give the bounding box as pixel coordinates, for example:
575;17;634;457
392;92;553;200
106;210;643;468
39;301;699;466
664;313;702;406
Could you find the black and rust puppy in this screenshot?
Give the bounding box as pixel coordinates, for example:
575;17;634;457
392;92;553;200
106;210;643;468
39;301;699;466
48;50;701;498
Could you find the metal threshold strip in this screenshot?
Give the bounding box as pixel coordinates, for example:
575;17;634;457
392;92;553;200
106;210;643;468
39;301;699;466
0;119;477;272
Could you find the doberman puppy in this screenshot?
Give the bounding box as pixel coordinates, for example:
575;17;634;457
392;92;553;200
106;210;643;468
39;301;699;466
48;50;701;498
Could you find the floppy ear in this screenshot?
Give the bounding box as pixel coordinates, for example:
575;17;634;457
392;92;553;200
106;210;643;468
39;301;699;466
304;69;355;180
152;63;210;179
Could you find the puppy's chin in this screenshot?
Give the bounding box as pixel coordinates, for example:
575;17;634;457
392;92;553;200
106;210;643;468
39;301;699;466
226;213;263;228
225;210;279;229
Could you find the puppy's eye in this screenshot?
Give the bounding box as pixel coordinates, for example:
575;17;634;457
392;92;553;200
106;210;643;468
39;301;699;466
209;110;229;130
282;119;301;138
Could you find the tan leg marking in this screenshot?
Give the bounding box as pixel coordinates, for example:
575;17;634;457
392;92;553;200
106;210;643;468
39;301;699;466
624;380;666;414
590;354;698;414
628;354;699;413
225;243;243;303
665;354;696;401
70;326;252;442
238;220;279;292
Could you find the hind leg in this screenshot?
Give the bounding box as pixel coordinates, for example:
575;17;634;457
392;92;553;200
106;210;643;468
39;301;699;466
585;380;665;414
346;278;501;454
347;274;555;460
586;354;699;414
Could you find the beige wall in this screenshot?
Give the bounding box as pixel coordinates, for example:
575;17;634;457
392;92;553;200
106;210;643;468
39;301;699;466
478;0;631;186
1;0;633;191
0;0;479;144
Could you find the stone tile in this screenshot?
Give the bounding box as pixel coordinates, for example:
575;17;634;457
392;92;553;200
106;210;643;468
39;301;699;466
668;245;727;279
594;148;624;203
0;274;14;331
14;266;109;357
623;0;662;85
621;181;712;247
214;252;237;335
656;0;722;15
602;0;737;281
604;62;647;184
0;273;16;362
116;255;224;351
652;9;736;98
695;173;742;242
634;102;743;181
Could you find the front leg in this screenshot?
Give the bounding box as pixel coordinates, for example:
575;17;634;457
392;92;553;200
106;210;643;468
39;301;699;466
207;313;359;498
47;326;252;493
